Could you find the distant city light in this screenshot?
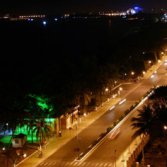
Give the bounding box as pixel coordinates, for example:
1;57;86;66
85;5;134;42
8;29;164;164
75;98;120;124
133;6;143;13
127;6;143;15
54;18;58;21
161;13;167;23
131;9;136;15
42;21;47;26
28;18;34;22
19;14;46;20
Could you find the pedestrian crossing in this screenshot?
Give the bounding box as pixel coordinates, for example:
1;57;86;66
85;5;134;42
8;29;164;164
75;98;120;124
38;160;114;167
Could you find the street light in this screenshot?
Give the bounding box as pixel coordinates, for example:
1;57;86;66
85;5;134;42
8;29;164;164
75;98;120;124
148;60;152;64
164;125;167;166
131;71;135;76
118;87;123;96
14;151;27;167
163;125;167;137
83;113;87;117
164;125;167;130
114;80;117;86
136;161;139;167
105;87;109;92
150;73;157;87
23;153;27;158
158;59;161;63
161;51;164;55
105;87;110;101
119;87;123;91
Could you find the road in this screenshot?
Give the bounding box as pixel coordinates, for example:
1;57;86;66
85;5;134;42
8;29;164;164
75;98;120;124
76;60;167;167
36;58;167;167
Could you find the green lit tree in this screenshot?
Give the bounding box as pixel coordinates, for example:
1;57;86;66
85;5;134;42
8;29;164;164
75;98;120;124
32;118;51;146
24;94;54;143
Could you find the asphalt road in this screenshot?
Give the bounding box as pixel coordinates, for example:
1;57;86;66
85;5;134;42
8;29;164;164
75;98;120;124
76;60;167;167
37;59;167;167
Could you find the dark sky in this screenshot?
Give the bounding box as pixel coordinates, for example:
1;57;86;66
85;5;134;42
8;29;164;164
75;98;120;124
0;0;167;14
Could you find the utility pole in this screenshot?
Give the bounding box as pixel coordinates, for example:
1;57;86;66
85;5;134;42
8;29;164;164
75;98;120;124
114;149;117;167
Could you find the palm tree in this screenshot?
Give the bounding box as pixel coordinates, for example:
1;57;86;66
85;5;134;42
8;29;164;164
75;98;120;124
24;94;53;143
131;105;156;139
131;105;157;166
32;118;51;146
77;91;91;114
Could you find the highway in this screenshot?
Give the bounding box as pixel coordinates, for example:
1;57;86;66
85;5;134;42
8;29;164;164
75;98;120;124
36;58;167;167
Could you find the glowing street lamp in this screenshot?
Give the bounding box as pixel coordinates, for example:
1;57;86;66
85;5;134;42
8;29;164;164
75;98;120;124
118;87;123;96
14;152;27;167
119;87;123;91
105;87;109;92
148;60;152;64
158;59;161;63
161;51;164;55
131;71;135;76
150;73;157;87
23;153;27;158
114;80;117;86
83;113;87;117
164;125;167;130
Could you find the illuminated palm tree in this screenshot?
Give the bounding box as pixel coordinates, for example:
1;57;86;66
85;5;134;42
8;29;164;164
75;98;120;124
32;118;51;146
24;94;53;143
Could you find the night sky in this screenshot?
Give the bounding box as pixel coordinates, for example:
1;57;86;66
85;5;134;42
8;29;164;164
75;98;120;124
0;0;167;14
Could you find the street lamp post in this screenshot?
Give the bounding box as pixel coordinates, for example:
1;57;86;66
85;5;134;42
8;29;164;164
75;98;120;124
75;117;80;159
105;87;109;101
150;73;157;88
114;149;117;167
14;152;27;167
163;125;167;166
131;71;135;76
118;87;123;96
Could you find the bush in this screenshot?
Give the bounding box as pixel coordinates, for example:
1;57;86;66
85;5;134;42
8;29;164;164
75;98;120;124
106;127;112;132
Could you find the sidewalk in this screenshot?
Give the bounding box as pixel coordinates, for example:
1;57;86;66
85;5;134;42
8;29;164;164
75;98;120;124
16;98;120;167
